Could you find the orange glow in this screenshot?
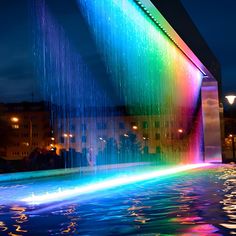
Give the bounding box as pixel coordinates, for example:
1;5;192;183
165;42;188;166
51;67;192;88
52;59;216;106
12;124;19;129
10;117;19;123
132;125;138;130
178;129;183;133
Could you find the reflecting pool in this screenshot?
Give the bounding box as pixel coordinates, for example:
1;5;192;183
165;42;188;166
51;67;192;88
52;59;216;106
0;165;235;235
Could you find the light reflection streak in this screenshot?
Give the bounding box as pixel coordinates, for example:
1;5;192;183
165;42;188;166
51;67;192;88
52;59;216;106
170;174;221;235
219;165;236;234
14;225;27;233
9;206;28;235
0;221;8;232
60;205;78;234
128;199;151;224
8;233;23;236
21;163;212;205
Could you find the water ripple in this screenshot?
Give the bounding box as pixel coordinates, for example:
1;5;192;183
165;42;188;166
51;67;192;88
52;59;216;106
1;165;236;235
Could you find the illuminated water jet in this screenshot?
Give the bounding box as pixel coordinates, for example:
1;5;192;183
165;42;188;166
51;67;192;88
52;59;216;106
32;0;221;170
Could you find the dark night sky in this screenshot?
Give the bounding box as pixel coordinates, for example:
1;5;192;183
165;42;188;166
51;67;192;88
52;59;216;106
0;0;235;103
181;0;236;97
0;0;36;102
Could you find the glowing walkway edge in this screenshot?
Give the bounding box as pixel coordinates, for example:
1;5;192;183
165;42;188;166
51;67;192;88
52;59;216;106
22;163;212;205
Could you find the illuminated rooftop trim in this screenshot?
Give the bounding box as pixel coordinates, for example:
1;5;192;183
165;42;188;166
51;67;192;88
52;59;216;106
134;0;214;79
21;163;212;205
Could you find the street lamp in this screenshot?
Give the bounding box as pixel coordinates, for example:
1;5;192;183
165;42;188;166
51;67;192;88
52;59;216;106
10;117;19;123
132;125;138;130
178;128;183;133
63;133;73;151
226;95;236;105
143;136;148;154
225;95;236;161
10;116;20;129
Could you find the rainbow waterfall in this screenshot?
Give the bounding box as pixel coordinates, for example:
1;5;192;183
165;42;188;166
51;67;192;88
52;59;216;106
33;0;204;168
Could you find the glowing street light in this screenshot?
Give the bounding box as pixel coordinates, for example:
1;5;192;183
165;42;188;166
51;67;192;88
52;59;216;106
178;129;183;133
63;133;74;151
132;125;138;130
226;95;236;105
225;95;236;161
10;117;19;123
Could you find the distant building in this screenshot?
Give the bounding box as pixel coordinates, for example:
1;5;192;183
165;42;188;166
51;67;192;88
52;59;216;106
0;102;51;160
53;106;202;164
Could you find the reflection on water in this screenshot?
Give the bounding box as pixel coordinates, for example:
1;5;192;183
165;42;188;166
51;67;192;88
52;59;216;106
219;165;236;234
1;165;236;235
0;205;28;235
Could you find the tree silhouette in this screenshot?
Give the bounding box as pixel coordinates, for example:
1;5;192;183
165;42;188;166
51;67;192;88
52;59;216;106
119;132;142;163
102;137;118;164
0;117;13;154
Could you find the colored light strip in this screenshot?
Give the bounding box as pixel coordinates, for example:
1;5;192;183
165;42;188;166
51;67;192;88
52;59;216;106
133;0;212;78
22;163;212;205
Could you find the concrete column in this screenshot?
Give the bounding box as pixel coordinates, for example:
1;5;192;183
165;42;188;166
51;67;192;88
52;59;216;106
201;79;222;163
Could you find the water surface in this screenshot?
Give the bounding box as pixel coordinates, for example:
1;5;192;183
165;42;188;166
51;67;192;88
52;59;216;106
0;165;235;235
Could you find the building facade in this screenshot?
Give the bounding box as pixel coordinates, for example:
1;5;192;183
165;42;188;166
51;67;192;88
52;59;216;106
0;102;51;160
